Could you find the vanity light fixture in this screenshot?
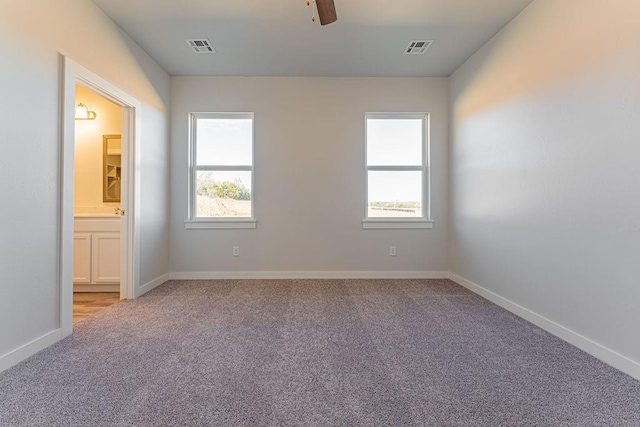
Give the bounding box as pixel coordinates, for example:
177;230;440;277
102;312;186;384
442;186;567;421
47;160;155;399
75;103;97;120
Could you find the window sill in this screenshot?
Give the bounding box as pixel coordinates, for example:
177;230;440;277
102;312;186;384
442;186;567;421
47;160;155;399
184;219;257;230
362;219;434;229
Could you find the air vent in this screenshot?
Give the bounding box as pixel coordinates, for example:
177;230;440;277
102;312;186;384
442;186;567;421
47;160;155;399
404;40;433;55
185;39;216;54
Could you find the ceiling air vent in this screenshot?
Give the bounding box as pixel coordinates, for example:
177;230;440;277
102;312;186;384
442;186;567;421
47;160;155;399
404;40;433;55
185;39;216;54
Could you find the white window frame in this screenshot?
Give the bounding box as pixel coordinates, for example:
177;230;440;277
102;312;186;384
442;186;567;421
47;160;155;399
363;112;433;229
185;112;256;229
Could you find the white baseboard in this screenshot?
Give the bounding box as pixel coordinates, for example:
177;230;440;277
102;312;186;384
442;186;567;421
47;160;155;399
0;272;171;373
169;271;449;280
448;272;640;381
9;271;635;382
0;328;64;373
135;273;171;297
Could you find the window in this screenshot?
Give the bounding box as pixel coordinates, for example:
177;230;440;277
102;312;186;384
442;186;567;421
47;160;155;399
363;113;433;229
186;112;256;229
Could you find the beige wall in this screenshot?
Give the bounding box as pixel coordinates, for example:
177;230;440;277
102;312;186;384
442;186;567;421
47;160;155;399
170;77;449;274
74;84;122;213
0;0;170;366
450;0;640;376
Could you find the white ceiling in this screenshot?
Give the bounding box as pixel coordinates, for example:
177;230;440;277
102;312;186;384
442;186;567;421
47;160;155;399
92;0;533;77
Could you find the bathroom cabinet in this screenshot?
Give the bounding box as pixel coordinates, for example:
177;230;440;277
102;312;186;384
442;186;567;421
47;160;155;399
73;217;121;287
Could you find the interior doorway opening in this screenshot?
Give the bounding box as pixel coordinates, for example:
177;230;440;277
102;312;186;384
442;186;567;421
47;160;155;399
72;84;123;324
61;57;142;335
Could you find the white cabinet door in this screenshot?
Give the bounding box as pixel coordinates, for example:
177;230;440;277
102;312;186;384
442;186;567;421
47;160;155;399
73;233;92;284
91;233;121;284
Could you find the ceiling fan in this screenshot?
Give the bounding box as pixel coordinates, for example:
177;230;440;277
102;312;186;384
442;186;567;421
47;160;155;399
307;0;338;26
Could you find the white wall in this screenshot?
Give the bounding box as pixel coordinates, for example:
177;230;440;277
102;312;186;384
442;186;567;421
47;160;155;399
450;0;640;373
170;77;449;274
74;84;122;212
0;0;170;363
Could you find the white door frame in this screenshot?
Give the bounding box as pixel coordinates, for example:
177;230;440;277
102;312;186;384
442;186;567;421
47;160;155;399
60;56;142;336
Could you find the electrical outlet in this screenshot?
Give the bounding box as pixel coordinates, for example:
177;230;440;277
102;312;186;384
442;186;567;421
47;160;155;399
389;246;397;257
233;246;240;257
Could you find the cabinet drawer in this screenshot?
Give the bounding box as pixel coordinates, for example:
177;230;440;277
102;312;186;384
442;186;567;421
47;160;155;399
74;218;121;233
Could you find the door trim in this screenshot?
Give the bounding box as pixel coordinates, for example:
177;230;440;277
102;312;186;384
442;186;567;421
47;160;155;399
60;56;142;336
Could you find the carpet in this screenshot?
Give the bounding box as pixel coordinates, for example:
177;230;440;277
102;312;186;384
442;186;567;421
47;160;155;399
0;279;639;426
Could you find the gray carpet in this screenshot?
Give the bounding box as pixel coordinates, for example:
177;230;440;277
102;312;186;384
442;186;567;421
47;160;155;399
1;279;639;426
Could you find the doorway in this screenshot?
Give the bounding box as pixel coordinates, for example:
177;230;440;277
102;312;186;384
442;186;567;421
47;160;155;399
60;57;142;335
72;84;123;323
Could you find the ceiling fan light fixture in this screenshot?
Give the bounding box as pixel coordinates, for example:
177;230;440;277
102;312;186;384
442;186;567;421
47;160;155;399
307;0;337;26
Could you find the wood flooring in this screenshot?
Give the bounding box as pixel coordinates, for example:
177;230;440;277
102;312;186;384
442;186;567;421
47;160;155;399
73;292;120;324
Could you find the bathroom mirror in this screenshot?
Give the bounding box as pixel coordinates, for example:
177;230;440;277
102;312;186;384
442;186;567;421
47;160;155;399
103;134;122;203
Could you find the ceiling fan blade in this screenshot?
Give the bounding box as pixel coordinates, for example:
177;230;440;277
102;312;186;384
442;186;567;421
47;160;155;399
316;0;337;26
